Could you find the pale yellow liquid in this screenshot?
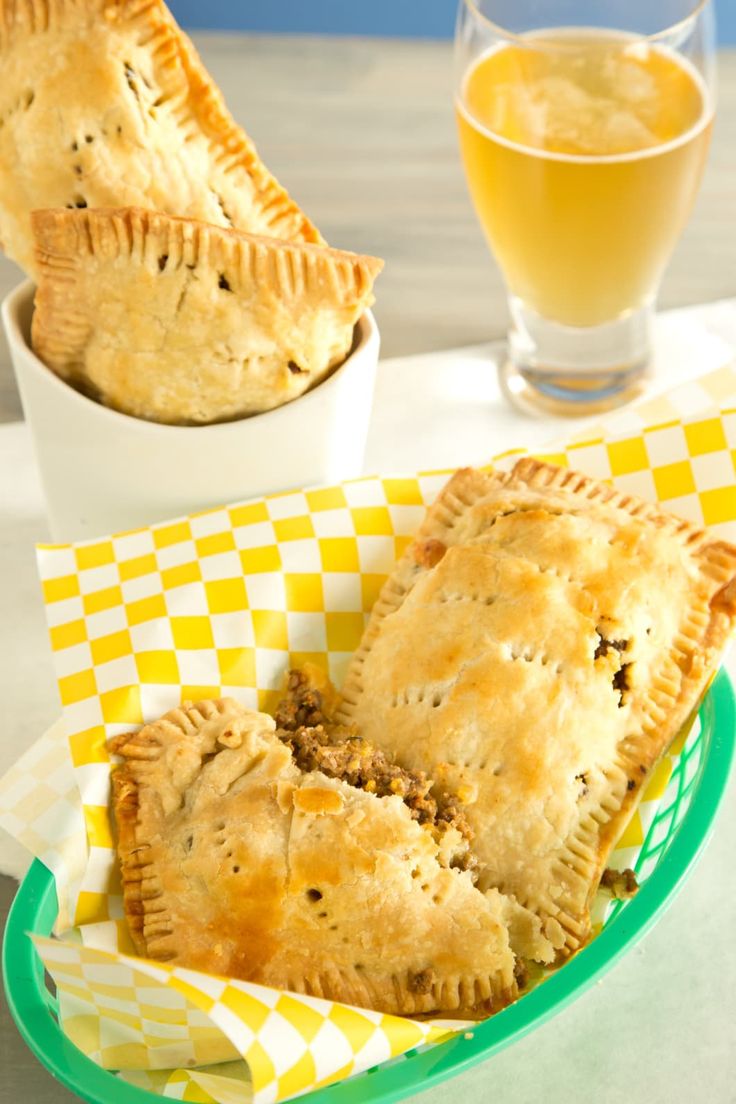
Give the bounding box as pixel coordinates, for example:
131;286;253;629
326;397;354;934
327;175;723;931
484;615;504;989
456;32;713;327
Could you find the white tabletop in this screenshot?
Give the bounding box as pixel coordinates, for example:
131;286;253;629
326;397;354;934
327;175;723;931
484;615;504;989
1;297;735;1104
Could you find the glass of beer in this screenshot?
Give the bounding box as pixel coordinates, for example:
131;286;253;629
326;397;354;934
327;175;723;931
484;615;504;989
455;1;715;415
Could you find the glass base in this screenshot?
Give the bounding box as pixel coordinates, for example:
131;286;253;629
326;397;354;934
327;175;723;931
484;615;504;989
499;297;653;417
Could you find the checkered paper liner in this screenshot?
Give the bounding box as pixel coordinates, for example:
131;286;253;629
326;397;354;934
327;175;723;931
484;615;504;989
0;719;86;931
118;1062;253;1103
32;935;451;1101
1;363;734;1104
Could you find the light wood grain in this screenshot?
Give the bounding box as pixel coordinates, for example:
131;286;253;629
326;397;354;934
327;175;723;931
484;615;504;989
0;34;733;422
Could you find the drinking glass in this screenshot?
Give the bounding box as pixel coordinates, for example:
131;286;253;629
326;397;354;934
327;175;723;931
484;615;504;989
455;1;716;415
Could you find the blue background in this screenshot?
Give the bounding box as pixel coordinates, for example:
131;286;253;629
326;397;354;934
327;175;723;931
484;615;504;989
169;1;735;43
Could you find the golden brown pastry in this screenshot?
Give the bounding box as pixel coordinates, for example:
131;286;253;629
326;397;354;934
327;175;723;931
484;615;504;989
274;664;560;967
110;698;520;1017
31;207;382;424
338;459;736;959
0;0;321;276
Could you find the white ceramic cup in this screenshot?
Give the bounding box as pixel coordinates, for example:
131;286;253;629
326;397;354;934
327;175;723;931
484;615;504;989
3;280;379;541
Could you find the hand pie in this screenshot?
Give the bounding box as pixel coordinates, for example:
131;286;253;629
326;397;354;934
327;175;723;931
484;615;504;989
0;0;321;276
338;460;736;959
31;208;382;424
110;698;520;1017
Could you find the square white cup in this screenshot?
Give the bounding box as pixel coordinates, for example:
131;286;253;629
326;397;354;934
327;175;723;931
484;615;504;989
3;280;379;541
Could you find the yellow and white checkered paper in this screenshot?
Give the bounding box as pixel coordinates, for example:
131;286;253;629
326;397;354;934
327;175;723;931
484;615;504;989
33;935;448;1101
1;363;735;1104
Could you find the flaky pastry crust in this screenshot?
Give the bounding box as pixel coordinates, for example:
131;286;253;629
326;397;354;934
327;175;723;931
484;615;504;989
31;207;382;423
338;459;736;959
0;0;321;275
110;698;519;1017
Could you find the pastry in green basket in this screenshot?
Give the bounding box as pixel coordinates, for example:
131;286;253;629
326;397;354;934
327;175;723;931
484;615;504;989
110;697;545;1018
339;459;736;959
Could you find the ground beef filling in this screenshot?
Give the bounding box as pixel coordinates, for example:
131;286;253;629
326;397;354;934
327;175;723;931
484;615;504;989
600;867;639;899
274;671;332;731
513;956;529;991
408;968;437;994
274;669;474;846
276;671;529;989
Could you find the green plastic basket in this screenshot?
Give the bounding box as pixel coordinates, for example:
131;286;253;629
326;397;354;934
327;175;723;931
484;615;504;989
4;669;735;1104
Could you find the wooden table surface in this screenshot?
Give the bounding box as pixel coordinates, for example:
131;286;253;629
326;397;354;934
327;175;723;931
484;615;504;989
1;32;735;1104
0;34;734;421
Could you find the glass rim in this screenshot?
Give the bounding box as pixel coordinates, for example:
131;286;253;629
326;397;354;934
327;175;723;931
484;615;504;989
461;0;711;46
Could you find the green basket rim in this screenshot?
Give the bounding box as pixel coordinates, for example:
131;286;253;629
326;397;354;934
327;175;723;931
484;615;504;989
4;669;735;1104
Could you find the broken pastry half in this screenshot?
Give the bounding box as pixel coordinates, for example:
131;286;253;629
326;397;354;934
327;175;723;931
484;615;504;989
0;0;321;276
275;665;560;967
110;697;521;1018
31;207;383;424
338;459;736;960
